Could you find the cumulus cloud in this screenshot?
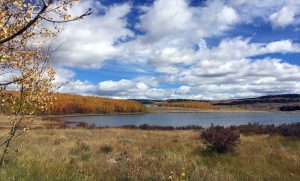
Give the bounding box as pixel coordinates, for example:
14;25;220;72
51;0;133;68
137;0;241;44
54;68;76;84
216;6;240;29
198;38;300;62
228;0;300;27
269;6;299;27
138;0;203;44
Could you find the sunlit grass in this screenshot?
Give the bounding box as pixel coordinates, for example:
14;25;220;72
0;129;299;181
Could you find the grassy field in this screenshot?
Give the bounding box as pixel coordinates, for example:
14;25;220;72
0;129;300;181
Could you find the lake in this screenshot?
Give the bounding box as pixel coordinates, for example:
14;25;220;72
60;112;300;128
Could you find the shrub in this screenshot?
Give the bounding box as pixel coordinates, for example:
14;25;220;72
277;123;300;137
201;125;240;153
229;123;300;137
99;144;113;154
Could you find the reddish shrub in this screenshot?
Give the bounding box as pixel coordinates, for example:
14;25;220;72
201;125;240;153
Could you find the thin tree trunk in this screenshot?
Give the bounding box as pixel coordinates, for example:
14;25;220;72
0;133;14;166
0;117;17;167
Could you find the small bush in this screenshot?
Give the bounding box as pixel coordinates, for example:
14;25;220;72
201;125;240;153
99;144;113;154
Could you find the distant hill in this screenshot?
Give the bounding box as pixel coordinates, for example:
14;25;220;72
131;94;300;112
211;94;300;106
257;94;300;99
133;94;300;105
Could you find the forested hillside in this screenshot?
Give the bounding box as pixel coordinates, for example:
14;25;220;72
0;92;147;115
48;94;147;114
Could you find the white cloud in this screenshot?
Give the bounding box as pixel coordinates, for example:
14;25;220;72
138;0;204;44
216;6;240;26
155;66;179;74
58;80;97;95
99;79;135;92
97;79;165;99
52;0;133;68
198;38;300;62
177;86;191;94
269;6;299;27
228;0;300;27
133;76;159;87
137;0;241;44
54;68;75;84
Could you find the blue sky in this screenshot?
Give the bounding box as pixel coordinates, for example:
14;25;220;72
52;0;300;99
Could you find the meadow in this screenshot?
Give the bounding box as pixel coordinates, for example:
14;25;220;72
0;128;299;181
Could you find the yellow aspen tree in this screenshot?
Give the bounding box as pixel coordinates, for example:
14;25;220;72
0;0;90;166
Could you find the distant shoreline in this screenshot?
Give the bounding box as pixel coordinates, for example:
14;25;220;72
42;112;147;118
41;108;300;119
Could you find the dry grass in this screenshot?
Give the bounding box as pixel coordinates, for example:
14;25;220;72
0;129;300;181
0;115;67;129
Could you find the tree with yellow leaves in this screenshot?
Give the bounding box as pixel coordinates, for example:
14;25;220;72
0;0;90;166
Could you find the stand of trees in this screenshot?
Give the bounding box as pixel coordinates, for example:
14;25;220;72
1;92;147;115
279;105;300;112
47;93;147;114
157;101;216;109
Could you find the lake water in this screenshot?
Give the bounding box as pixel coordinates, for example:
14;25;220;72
61;112;300;128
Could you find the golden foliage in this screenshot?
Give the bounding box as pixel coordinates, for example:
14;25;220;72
48;93;147;114
1;92;147;114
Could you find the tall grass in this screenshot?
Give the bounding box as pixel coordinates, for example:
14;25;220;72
0;129;299;180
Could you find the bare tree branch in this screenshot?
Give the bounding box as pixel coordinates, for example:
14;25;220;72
39;8;92;23
0;77;28;86
0;0;52;45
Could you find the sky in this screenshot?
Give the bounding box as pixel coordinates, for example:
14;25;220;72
51;0;300;100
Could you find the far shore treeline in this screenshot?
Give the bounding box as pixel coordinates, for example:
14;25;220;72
48;93;148;114
157;101;216;109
